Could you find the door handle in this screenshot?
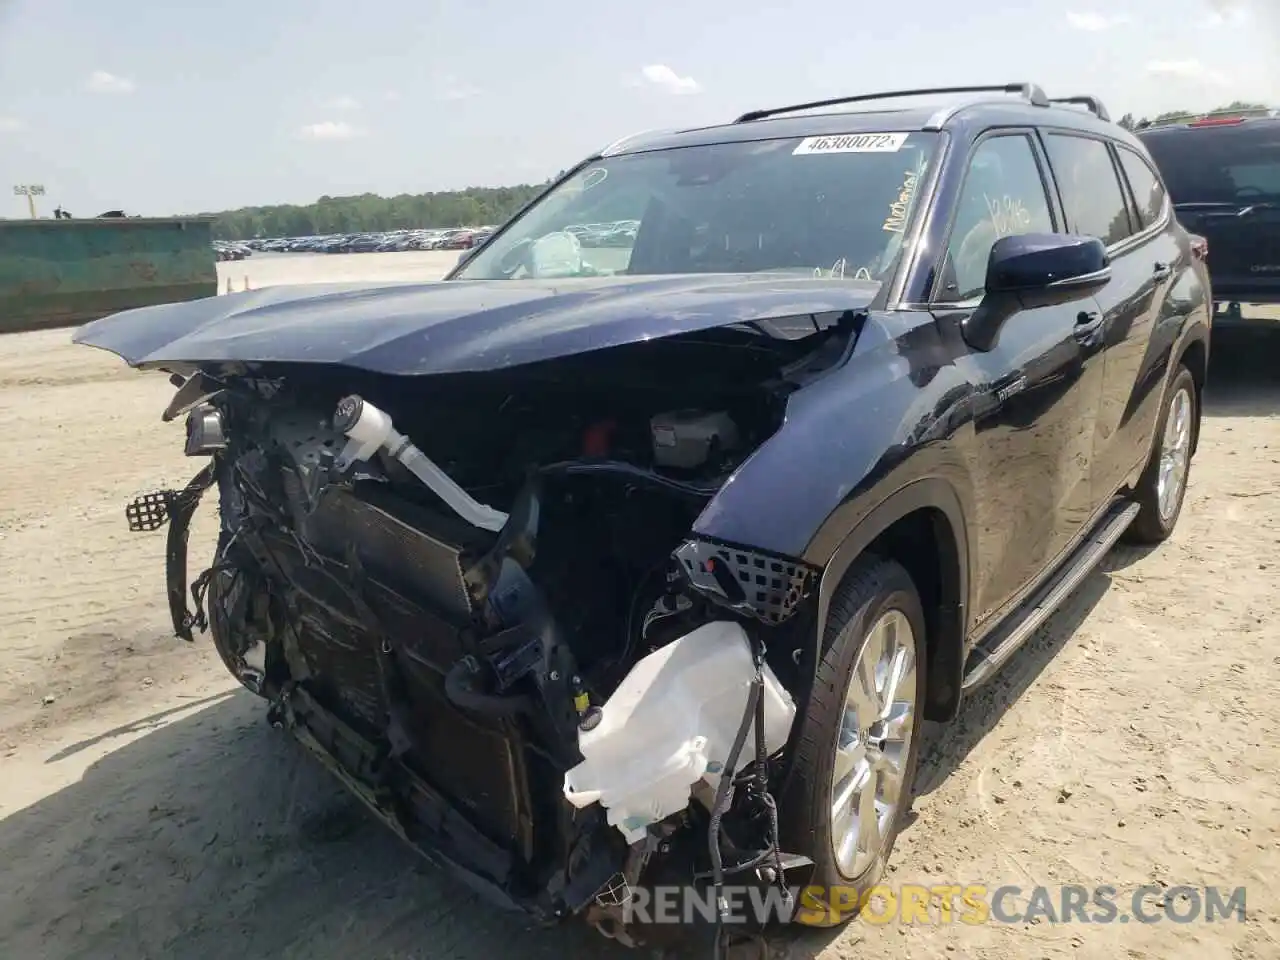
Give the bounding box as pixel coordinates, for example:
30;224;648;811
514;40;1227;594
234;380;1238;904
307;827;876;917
1153;261;1172;281
1073;309;1103;341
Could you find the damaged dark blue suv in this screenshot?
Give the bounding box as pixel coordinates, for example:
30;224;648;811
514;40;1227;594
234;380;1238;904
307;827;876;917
74;81;1211;952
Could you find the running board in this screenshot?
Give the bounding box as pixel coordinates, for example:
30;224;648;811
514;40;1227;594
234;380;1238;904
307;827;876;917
961;500;1140;693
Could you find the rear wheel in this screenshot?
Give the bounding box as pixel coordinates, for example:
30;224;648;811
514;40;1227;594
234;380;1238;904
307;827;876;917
1124;365;1197;545
781;556;927;927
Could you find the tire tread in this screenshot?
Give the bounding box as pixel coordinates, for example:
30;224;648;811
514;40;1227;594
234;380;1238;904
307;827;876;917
1123;364;1197;545
780;555;927;926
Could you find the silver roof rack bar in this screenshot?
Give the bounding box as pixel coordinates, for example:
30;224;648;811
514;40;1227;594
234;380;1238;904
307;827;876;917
733;82;1050;124
1048;96;1111;122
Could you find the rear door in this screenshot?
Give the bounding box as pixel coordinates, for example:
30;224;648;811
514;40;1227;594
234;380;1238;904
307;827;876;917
1039;131;1159;526
1094;140;1181;498
1140;119;1280;302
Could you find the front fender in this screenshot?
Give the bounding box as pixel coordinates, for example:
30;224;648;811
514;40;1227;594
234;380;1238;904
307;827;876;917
691;314;977;565
689;314;980;717
694;317;945;551
811;475;970;644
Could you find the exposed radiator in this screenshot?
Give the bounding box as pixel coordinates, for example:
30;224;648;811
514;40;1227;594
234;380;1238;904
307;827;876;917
255;483;527;850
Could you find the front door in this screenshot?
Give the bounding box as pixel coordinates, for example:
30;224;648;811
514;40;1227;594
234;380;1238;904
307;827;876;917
931;130;1107;629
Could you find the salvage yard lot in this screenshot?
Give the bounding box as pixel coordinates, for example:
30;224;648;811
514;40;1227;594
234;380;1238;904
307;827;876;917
0;253;1277;960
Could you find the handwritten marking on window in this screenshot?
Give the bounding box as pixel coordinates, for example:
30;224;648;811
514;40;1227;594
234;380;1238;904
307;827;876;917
983;193;1033;238
811;259;874;280
883;158;925;234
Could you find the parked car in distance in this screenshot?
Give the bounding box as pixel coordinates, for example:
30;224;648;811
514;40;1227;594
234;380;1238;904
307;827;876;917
211;240;252;262
238;225;643;256
1138;107;1280;323
75;81;1210;955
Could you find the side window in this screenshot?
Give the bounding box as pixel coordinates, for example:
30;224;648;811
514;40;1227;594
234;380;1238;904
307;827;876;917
937;134;1055;302
1116;147;1168;229
1044;134;1133;245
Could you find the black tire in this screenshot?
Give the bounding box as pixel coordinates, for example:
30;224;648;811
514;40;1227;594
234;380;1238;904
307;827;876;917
1123;365;1197;545
206;564;269;697
780;555;928;927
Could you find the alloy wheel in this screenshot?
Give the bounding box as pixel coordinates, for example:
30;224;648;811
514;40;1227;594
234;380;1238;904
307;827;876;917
829;609;918;879
1158;386;1193;522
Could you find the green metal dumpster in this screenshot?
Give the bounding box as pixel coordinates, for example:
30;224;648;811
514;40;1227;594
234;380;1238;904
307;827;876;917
0;216;219;334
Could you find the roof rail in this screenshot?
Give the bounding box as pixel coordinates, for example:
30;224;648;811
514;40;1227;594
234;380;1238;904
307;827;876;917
1048;96;1111;122
733;82;1050;124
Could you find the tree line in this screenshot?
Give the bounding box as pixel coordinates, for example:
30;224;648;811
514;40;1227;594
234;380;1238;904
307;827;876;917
193;101;1269;240
1116;100;1268;131
205;182;557;241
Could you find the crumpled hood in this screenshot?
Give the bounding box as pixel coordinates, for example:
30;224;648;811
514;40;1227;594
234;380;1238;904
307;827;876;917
71;274;880;376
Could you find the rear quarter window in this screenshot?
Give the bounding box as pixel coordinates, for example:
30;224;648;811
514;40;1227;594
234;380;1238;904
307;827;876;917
1115;147;1168;228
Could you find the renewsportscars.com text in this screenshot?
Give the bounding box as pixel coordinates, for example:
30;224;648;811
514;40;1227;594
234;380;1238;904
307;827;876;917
620;883;1248;926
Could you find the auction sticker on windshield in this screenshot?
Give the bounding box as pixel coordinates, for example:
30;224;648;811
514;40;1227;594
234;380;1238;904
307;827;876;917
793;133;909;155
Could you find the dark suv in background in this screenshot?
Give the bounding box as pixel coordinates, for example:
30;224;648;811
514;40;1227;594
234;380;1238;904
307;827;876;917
1138;108;1280;323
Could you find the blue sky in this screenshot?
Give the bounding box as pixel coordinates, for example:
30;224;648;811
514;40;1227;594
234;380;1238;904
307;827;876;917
0;0;1275;216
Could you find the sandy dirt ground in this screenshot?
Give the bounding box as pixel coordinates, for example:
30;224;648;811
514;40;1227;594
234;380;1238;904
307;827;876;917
1;255;1279;960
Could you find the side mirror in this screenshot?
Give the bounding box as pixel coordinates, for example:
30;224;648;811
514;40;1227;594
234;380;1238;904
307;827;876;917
963;234;1111;352
986;233;1110;299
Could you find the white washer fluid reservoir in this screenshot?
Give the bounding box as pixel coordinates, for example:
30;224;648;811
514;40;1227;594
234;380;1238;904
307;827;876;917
562;620;797;844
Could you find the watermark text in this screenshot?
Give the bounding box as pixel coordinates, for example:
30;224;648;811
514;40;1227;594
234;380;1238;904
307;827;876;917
618;883;1247;927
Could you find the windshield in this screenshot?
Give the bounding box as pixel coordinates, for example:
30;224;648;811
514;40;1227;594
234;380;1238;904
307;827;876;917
1142;123;1280;204
453;131;940;282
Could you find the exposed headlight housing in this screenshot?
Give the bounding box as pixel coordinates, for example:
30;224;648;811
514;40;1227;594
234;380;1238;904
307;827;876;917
672;538;819;625
184;403;227;456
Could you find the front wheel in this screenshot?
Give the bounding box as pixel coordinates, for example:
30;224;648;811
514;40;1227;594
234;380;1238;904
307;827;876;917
780;556;927;927
1123;365;1197;545
206;564;269;697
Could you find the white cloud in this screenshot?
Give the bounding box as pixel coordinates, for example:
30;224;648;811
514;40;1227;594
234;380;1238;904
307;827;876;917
0;116;24;133
433;75;480;101
323;95;360;111
1205;0;1250;26
299;120;364;140
637;64;702;95
86;70;135;94
384;90;401;102
1065;11;1130;30
1147;58;1230;85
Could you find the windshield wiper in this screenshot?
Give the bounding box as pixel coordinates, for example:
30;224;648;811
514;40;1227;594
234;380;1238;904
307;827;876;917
1235;202;1279;217
1175;200;1280;216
